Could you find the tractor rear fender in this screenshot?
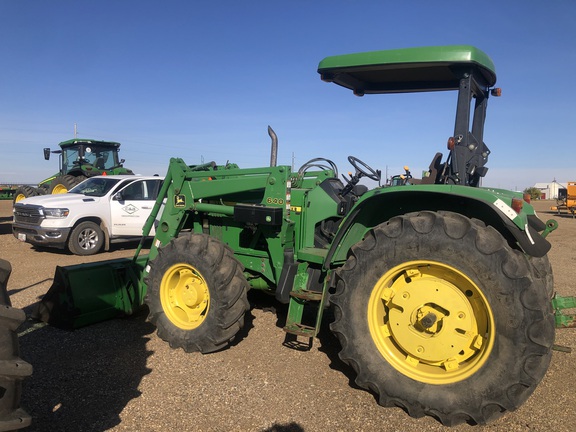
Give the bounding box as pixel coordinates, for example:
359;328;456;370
324;187;551;269
38;175;57;188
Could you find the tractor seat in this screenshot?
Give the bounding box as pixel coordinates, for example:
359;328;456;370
94;157;106;170
420;152;444;185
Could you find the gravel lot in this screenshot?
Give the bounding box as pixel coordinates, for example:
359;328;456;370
1;199;575;432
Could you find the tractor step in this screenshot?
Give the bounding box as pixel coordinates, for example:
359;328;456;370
283;289;326;338
552;295;576;328
283;322;316;338
289;290;323;301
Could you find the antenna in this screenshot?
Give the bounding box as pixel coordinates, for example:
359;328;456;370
74;123;77;138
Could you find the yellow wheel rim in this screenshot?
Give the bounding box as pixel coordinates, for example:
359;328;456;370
51;184;68;194
160;263;210;330
14;193;26;202
368;260;494;384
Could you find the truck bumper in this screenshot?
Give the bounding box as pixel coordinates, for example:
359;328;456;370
12;224;70;249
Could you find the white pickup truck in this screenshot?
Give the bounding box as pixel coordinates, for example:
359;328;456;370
12;175;164;255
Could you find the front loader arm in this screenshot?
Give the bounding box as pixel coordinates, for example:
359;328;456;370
135;158;223;262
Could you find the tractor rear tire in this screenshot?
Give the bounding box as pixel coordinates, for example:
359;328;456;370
48;175;81;194
0;259;32;431
12;186;41;203
529;255;555;298
330;211;554;426
145;233;250;353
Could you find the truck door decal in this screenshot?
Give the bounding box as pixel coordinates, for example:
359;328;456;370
122;204;139;215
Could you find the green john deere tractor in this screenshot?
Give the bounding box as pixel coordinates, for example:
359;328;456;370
33;45;559;426
13;138;133;202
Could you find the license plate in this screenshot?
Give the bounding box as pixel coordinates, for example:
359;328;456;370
17;233;26;241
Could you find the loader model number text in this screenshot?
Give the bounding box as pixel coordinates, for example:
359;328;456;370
266;198;284;205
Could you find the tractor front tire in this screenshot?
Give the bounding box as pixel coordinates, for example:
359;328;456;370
145;233;250;353
330;211;554;426
12;186;41;203
48;175;81;194
67;221;104;255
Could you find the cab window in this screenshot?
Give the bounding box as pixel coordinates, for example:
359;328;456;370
120;179;162;200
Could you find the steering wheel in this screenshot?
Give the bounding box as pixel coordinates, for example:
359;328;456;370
348;156;381;181
297;158;339;178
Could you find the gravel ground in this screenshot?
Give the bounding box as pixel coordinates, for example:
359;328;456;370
1;199;575;432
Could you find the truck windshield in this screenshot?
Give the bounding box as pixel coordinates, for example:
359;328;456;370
69;178;122;197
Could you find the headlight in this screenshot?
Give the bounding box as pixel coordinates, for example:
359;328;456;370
42;208;69;218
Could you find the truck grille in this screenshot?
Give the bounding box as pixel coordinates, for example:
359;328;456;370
13;204;45;225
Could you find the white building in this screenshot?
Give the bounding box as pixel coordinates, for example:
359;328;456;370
533;180;566;200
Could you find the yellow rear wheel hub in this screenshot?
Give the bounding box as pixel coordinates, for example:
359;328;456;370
368;261;494;384
160;263;210;330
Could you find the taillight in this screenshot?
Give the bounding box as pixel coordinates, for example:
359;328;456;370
523;193;531;204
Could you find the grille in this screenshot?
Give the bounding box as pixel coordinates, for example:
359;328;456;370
13;204;44;225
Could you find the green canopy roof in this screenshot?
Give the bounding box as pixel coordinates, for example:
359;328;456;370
318;45;496;95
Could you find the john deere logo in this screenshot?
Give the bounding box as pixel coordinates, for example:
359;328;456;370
175;195;186;207
122;204;139;214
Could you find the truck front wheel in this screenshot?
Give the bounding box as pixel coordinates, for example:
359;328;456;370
330;211;554;426
68;221;104;255
145;233;250;353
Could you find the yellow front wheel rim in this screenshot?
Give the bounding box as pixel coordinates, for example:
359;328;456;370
160;263;210;330
51;184;68;194
368;260;494;384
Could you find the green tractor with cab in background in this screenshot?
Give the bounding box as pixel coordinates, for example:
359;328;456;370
13;138;133;203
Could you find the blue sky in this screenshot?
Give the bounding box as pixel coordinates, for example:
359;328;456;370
1;1;574;192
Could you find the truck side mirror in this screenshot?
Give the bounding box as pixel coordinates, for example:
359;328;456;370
113;192;124;201
43;148;51;160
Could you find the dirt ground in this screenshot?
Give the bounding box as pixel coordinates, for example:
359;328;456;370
1;199;575;432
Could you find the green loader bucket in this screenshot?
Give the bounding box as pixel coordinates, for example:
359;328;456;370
33;256;148;329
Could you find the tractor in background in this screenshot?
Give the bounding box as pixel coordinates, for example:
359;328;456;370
31;46;559;426
13;138;133;203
